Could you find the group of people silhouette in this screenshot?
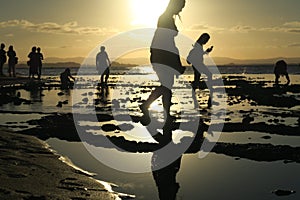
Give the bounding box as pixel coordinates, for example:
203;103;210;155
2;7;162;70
92;1;290;131
58;45;111;90
0;43;18;77
27;46;44;79
0;43;44;79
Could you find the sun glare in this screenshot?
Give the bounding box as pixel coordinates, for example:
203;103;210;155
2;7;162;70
130;0;169;27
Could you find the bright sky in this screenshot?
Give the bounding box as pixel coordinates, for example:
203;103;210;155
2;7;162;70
0;0;299;61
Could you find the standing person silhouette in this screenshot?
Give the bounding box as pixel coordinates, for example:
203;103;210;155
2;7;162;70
140;0;186;125
0;43;6;76
96;46;111;85
28;46;39;79
37;47;44;79
7;45;17;77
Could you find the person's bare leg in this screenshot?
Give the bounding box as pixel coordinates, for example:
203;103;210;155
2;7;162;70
286;74;290;85
275;74;280;85
141;86;165;109
12;66;16;77
162;86;172;117
101;74;104;85
140;86;165;125
105;74;109;83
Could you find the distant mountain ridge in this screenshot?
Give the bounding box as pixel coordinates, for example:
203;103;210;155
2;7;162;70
44;57;84;64
20;56;300;66
212;57;300;65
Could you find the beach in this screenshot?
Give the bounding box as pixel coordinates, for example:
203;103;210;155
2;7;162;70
0;75;136;200
0;128;119;200
0;66;300;199
1;0;300;199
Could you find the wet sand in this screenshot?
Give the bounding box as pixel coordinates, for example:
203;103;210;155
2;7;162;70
0;129;118;199
0;76;30;86
0;77;133;199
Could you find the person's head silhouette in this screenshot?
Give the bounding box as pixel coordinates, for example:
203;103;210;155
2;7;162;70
0;43;5;49
196;33;210;45
32;46;37;52
100;46;105;52
8;45;13;51
165;0;186;15
37;47;41;53
65;68;70;73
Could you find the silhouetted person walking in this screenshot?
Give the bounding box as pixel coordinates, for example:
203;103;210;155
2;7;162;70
0;43;6;76
187;33;213;87
140;0;186;125
187;33;214;108
7;45;17;77
60;68;75;89
27;46;39;79
37;47;44;79
274;60;290;85
96;46;111;85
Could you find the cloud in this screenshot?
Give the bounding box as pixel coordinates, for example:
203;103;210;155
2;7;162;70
0;20;20;27
5;33;14;37
283;21;300;28
189;24;210;30
188;21;300;34
262;21;300;34
59;46;70;49
230;25;255;33
288;43;300;47
287;29;300;33
0;19;117;35
187;24;224;32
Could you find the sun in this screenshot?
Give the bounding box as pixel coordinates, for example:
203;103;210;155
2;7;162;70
130;0;169;27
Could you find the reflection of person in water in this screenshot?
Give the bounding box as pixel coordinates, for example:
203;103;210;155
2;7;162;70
274;60;290;85
60;68;75;89
139;0;186;126
96;83;110;105
152;152;182;200
96;46;111;85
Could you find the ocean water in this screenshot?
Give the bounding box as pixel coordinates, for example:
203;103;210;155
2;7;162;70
46;139;300;200
1;65;300;199
11;64;300;77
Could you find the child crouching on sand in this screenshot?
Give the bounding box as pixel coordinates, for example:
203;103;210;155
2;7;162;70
60;68;75;89
274;60;290;85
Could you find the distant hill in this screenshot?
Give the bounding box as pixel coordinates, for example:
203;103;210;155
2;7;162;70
212;57;300;65
115;56;300;66
17;62;80;68
16;61;134;68
44;57;84;64
18;56;300;67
